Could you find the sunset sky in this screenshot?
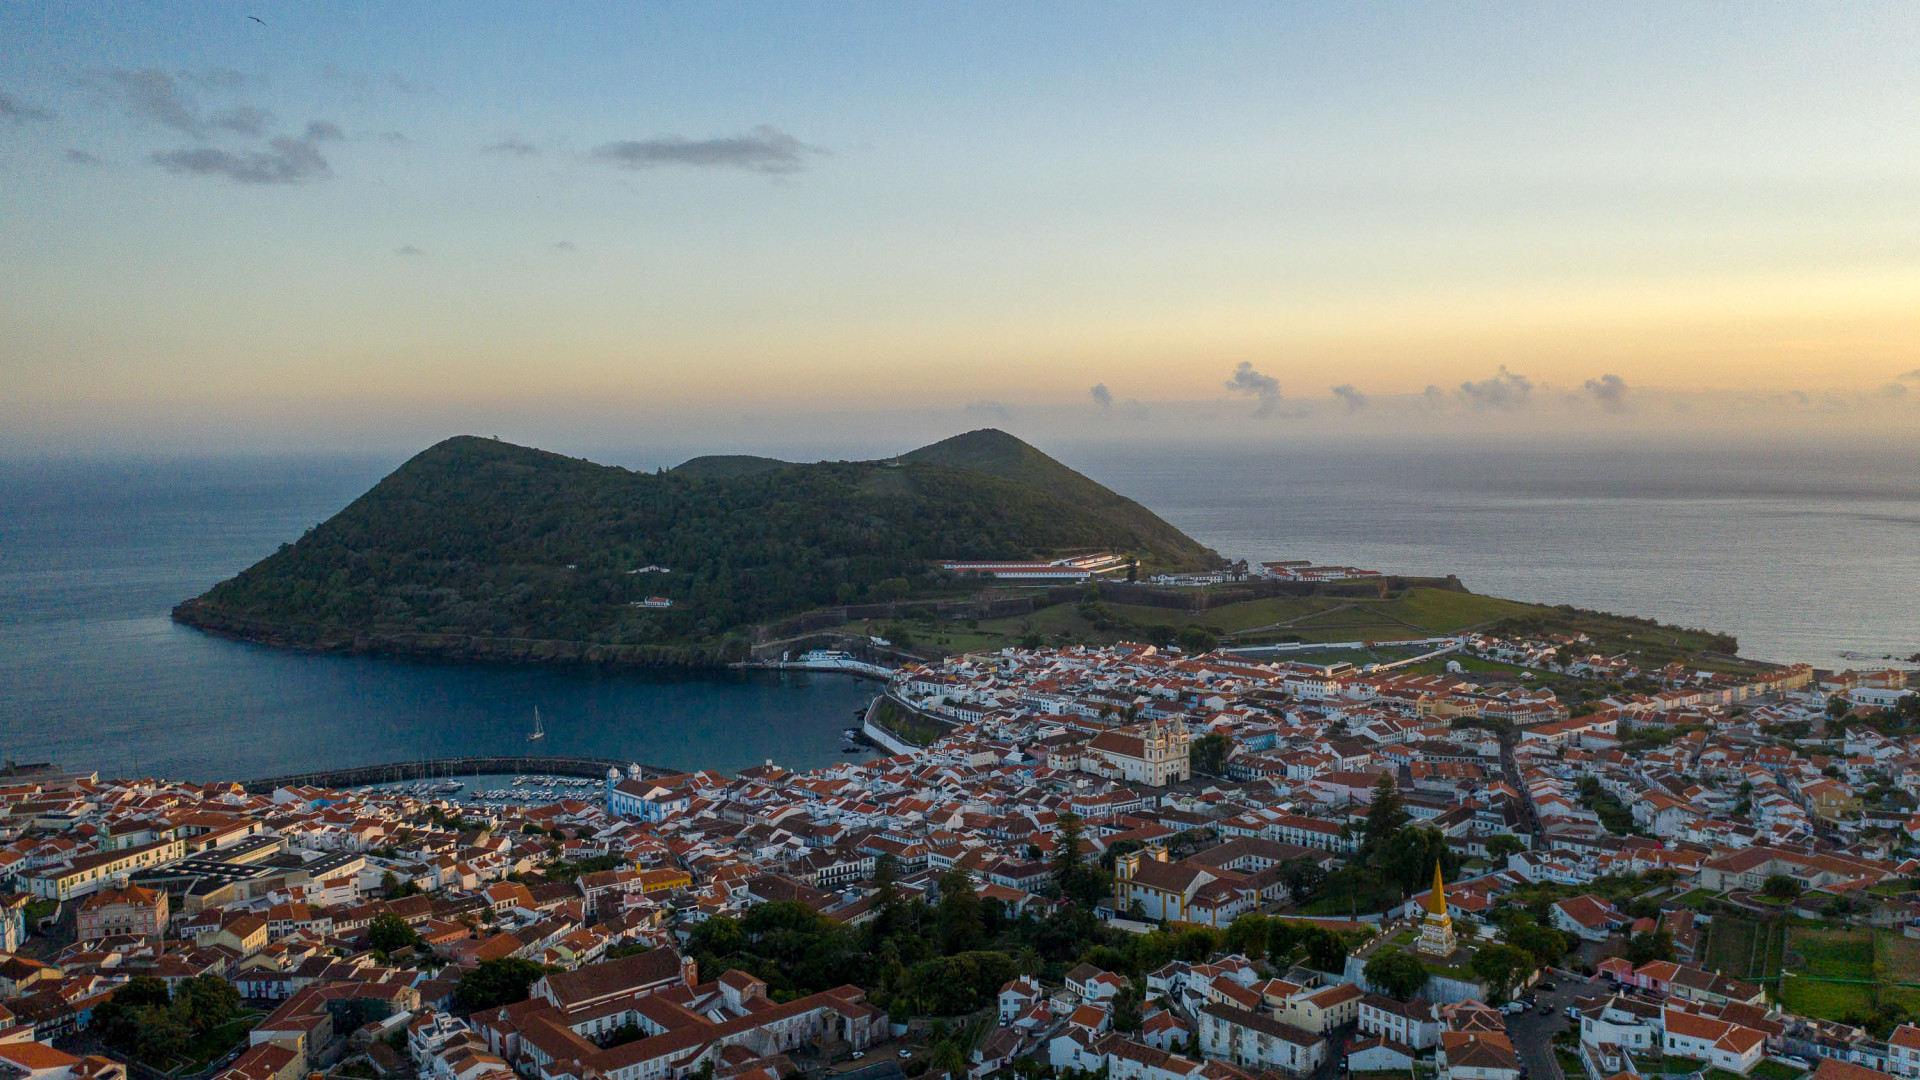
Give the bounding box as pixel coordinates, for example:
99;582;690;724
3;3;1918;454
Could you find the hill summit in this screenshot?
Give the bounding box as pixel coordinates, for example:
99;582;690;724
173;430;1218;664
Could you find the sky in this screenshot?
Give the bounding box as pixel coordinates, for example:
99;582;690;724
3;2;1919;456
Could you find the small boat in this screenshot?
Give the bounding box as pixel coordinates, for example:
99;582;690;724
528;707;547;742
841;744;863;754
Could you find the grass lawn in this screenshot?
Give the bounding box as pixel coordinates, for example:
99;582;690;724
1671;888;1722;907
1556;1050;1590;1079
1789;927;1873;979
1877;931;1920;982
1779;974;1873;1022
1706;1070;1749;1080
1750;1062;1808;1080
1702;914;1758;977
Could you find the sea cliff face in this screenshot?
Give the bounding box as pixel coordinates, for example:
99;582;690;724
171;597;740;667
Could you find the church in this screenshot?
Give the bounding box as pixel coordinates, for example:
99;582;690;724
1078;718;1192;787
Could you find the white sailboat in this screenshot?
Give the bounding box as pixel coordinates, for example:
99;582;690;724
528;707;546;742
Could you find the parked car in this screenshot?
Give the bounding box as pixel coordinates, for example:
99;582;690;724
898;1051;913;1059
1538;981;1557;991
850;1052;865;1060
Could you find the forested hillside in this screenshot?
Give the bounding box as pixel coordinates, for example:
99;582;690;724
173;432;1218;659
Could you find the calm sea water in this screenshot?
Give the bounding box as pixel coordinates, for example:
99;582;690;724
0;458;874;781
1060;439;1920;667
1;440;1915;781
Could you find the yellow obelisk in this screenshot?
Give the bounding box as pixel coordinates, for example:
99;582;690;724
1416;861;1457;957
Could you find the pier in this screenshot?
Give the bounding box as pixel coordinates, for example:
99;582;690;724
242;755;680;794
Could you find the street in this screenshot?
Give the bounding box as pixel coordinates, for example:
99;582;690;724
1504;972;1607;1080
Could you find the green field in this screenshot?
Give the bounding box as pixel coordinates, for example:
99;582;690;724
1701;914;1787;984
1769;926;1920;1022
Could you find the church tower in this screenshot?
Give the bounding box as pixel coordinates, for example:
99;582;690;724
1415;861;1457;957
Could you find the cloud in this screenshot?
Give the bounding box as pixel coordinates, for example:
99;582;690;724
1225;361;1283;417
1878;382;1908;399
370;130;409;146
395;245;424;256
1580;373;1631;413
553;241;577;252
178;69;251;90
1457;365;1533;410
304;120;345;142
1330;384;1368;412
965;400;1013;420
1422;385;1446;408
1;91;55;122
1089;383;1113;410
150;136;329;184
64;148;103;165
589;125;819;174
1899;369;1920;382
209;105;273;136
84;68;204;135
481;137;537;158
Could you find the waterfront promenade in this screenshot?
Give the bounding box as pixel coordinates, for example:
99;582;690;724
243;754;680;794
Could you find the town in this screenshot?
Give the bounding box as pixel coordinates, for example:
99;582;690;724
2;630;1918;1080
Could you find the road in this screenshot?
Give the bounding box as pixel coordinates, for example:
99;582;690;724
1504;973;1608;1080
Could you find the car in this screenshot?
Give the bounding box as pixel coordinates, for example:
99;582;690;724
850;1052;865;1060
1538;1005;1554;1015
898;1051;913;1059
1538;981;1557;991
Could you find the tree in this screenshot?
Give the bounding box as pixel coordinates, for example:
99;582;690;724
1762;874;1803;901
1190;732;1232;776
1303;927;1350;971
1471;944;1536;1003
1828;696;1853;718
1226;914;1270;960
1363;775;1411;854
936;868;986;954
1363;947;1430;1001
1502;919;1569;968
1052;813;1104;907
455;957;553;1010
173;975;240;1032
871;851;905;938
89;976;171;1050
1486;834;1527;861
1178;627;1218;655
1626;929;1675;966
368;911;420;955
1277;856;1326;903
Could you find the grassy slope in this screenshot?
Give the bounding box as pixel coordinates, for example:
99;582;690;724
900;429;1218;569
669;454;794;478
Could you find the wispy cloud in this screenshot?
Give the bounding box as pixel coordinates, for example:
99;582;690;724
481;137;537;158
588;125;819;174
1330;384;1368;412
1225;362;1282;417
210;105;273;136
83;68;205;135
964;400;1013;420
1;91;56;122
64;148;104;165
1899;368;1920;382
304;120;344;142
1089;383;1113;410
1580;373;1631;413
553;241;577;253
1421;385;1446;408
395;245;424;256
1458;366;1533;410
151;136;329;184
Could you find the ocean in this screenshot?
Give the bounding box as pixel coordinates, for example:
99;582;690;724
1;439;1915;781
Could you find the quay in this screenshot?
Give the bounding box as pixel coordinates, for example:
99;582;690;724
243;755;680;794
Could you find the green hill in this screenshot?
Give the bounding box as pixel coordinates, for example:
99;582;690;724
173;431;1220;664
669;454;793;479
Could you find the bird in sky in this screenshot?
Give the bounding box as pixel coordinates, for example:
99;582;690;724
248;15;266;25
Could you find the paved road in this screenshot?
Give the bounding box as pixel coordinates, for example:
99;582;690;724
1505;973;1609;1080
